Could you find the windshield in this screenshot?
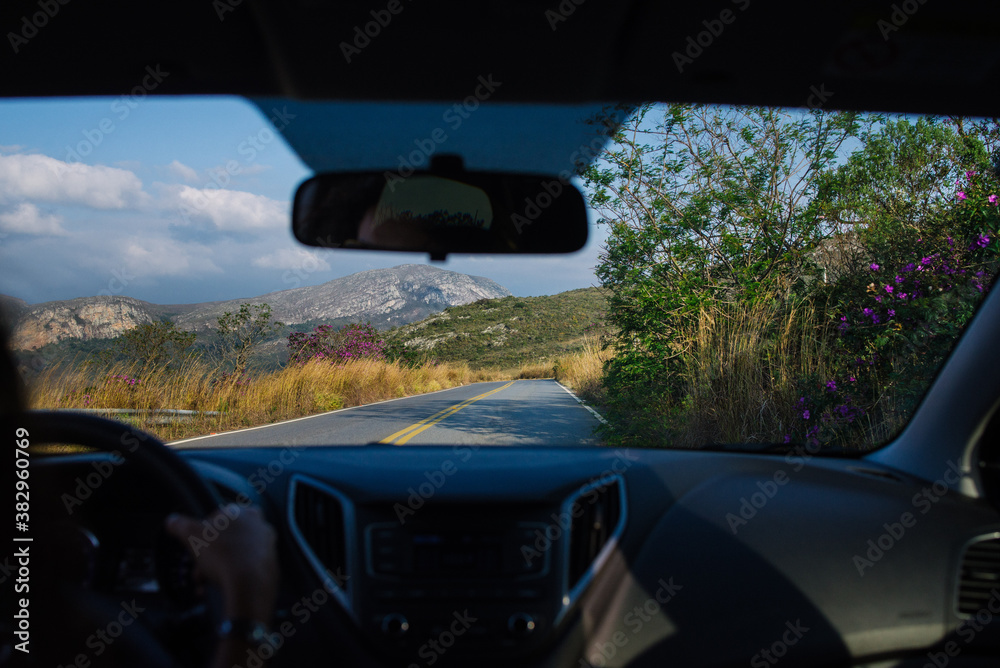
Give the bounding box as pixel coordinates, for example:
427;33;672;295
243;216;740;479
2;97;998;454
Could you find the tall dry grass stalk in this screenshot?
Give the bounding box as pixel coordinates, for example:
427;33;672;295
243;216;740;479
27;357;513;442
554;337;611;405
677;298;832;447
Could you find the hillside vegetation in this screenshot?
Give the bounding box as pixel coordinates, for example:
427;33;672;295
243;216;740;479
29;358;516;443
23;287;613;442
384;288;610;369
587;104;1000;450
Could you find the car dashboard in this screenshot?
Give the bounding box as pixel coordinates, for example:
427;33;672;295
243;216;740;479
33;443;1000;667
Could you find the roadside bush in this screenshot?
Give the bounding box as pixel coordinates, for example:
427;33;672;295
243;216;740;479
288;322;386;364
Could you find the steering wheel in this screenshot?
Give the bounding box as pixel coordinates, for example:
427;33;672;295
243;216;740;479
22;410;223;667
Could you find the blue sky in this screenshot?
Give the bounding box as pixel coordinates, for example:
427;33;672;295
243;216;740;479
0;96;609;305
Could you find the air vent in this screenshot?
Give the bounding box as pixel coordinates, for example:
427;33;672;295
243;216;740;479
567;477;624;590
291;478;349;593
957;536;1000;615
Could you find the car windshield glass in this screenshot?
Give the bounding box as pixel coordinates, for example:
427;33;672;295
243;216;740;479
2;97;998;454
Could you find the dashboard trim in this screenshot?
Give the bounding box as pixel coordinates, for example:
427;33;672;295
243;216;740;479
556;473;627;626
286;474;359;623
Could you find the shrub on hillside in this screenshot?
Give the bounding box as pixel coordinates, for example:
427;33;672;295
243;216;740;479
287;322;386;365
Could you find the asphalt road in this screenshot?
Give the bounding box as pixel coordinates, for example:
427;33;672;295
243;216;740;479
169;379;604;448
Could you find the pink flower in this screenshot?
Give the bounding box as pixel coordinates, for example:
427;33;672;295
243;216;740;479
989;194;999;206
957;191;967;201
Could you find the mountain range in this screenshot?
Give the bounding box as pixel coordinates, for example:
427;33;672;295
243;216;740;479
3;265;511;351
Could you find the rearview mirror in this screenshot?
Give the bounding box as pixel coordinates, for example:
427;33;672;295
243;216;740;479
292;161;588;260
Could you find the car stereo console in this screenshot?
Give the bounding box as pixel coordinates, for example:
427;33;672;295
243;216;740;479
288;474;626;662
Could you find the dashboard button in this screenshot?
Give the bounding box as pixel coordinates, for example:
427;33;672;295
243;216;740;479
381;613;410;637
508;613;536;636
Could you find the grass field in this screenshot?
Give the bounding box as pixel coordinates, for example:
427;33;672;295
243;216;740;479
27;345;609;442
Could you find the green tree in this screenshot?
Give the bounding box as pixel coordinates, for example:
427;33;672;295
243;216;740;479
115;320;195;369
815;116;990;271
585;104;865;403
804;117;1000;445
214;303;283;375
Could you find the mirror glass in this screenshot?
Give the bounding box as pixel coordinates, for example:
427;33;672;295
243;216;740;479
293;169;588;258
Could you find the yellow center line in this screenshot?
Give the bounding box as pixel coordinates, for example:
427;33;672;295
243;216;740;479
379;381;516;445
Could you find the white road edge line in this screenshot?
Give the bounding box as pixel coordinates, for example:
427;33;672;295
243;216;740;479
167;381;505;446
555;380;609;425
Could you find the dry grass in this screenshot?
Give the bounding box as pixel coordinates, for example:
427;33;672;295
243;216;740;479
27;357;514;442
514;362;555;379
25;303;837;449
554;337;611;405
676;298;833;447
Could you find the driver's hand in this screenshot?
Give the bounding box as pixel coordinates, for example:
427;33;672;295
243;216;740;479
165;504;279;624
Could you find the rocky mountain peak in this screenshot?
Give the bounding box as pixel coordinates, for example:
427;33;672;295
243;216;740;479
4;265;511;350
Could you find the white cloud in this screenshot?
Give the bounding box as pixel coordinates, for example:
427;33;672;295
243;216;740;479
0;144;25;153
0;203;66;235
121;237;222;278
252;248;330;271
167;159;199;182
169;185;287;231
0;153;145;209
